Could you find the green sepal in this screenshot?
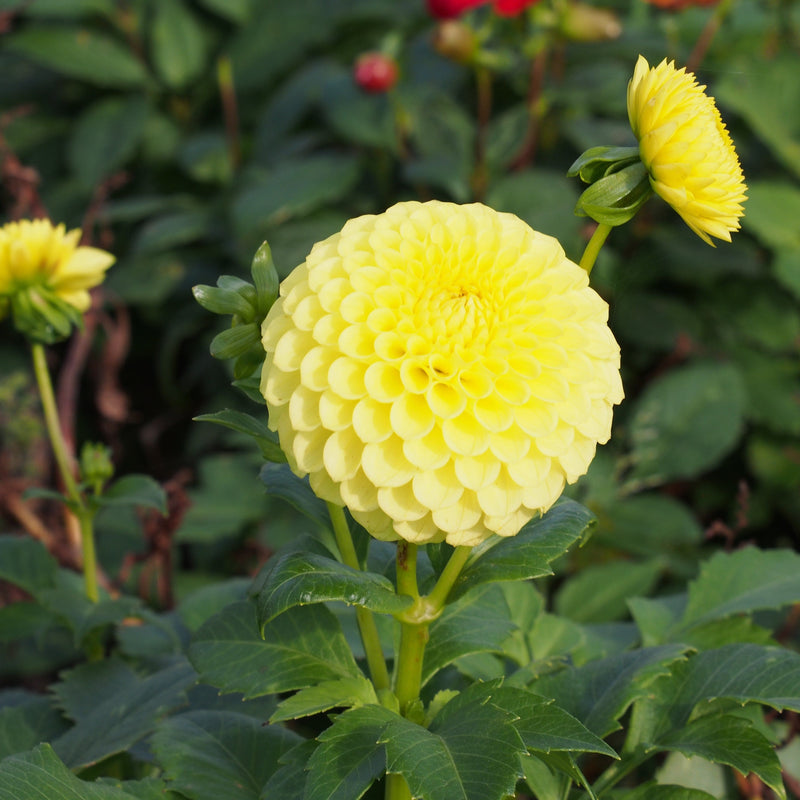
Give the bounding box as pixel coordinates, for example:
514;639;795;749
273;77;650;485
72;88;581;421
10;286;84;344
568;145;641;184
251;239;280;318
574;161;653;226
192;284;255;320
232;346;265;381
209;322;260;359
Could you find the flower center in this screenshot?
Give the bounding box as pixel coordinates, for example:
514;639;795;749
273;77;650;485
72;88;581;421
416;283;492;346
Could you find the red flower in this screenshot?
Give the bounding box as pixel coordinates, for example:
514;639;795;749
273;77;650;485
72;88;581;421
354;52;399;93
426;0;538;19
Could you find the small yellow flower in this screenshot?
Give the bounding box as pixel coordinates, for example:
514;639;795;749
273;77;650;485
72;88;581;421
627;55;747;245
0;218;114;314
261;201;623;547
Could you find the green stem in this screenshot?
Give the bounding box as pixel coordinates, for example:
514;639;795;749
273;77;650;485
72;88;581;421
425;546;472;613
578;222;612;276
327;502;392;692
395;542;419;600
32;343;99;603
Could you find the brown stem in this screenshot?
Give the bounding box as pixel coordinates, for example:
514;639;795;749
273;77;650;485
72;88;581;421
686;0;734;74
471;66;493;202
510;46;549;171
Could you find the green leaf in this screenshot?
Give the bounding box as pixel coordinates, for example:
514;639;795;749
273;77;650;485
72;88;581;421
270;676;377;723
304;705;390;800
196;0;251;23
622;784;718;800
98;474;166;513
0;536;57;596
261;740;315;800
0;693;69;761
151;0;208;90
194;409;286;463
626;361;746;489
450;499;595;600
381;686;527;800
250;240;280;317
50;658;196;769
422;584;517;686
192;285;255;319
93;778;183;800
0;602;57;642
679;546;800;630
68;96;148;189
0;744;143;800
554;559;664;624
567;145;642;184
482;686;617;757
188;601;362;697
716;54;800;179
259;462;329;527
7;27;148;87
251;549;412;627
658;715;785;799
530;645;687;738
151;710;301;800
233;155;360;233
209;323;261;360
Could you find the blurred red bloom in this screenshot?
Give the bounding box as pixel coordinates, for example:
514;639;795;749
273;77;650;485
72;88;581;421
426;0;538;19
353;52;399;93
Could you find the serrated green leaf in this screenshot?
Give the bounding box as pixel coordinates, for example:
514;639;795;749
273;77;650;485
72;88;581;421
451;499;595;600
0;693;69;761
422;584;517;686
0;601;57;642
98;474;166;514
151;710;301;800
521;754;564;800
0;536;58;596
7;28;148;87
626;361;746;489
381;687;526;800
261;740;316;800
658;715;785;799
679;547;800;630
251;549;412;627
304;705;391;800
192;285;255;319
209;323;261;360
68;96;148;189
50;658;196;769
530;645;687;738
188;601;361;698
151;0;208;90
93;777;183;800
270;676;377;723
0;743;143;800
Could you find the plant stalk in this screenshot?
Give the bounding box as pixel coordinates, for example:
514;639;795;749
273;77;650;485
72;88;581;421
578;222;612;276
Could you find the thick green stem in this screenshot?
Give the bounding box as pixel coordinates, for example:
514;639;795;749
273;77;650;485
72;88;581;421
578;222;612;276
327;502;391;691
32;343;99;603
425;546;472;613
385;772;413;800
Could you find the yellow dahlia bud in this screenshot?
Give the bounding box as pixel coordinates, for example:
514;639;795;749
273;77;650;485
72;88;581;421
261;201;623;547
627;55;747;245
0;219;114;313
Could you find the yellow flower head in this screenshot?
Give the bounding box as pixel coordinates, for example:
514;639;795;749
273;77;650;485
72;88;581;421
261;201;623;547
627;55;747;245
0;218;114;314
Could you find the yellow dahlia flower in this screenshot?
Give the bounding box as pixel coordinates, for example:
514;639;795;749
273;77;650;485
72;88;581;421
261;201;623;547
0;218;114;314
627;55;746;245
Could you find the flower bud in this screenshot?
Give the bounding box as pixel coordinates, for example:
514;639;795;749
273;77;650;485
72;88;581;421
433;20;478;64
80;442;114;491
353;52;399;94
559;2;621;42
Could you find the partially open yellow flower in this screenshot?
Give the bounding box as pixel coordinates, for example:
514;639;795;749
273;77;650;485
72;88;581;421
261;201;623;547
0;218;114;314
627;55;746;245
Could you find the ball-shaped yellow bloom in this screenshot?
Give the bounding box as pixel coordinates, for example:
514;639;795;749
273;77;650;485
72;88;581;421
261;201;623;547
627;55;746;245
0;218;114;314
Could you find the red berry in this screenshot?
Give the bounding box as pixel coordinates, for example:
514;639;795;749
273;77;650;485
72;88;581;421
354;52;399;93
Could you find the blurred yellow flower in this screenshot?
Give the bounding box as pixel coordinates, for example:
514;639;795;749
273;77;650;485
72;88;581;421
0;218;114;314
261;201;623;547
627;56;746;245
